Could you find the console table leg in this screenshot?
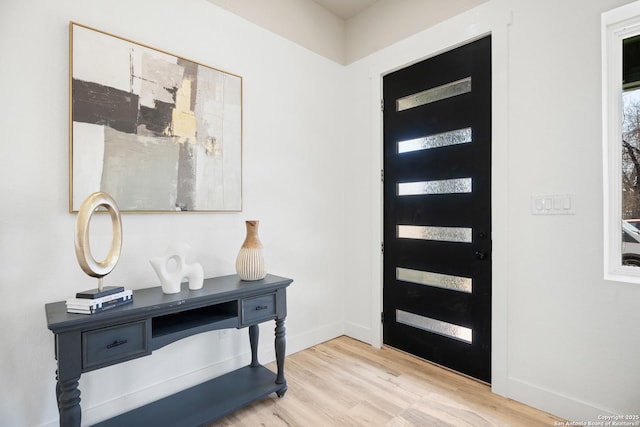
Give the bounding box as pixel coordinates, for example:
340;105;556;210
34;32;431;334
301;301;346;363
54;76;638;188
275;318;287;397
249;324;259;367
55;369;61;412
57;373;81;427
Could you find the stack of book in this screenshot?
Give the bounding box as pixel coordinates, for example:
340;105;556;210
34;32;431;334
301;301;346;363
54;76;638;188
66;286;133;314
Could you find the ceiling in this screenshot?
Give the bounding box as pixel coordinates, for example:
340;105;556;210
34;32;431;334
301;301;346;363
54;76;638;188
205;0;489;64
311;0;380;19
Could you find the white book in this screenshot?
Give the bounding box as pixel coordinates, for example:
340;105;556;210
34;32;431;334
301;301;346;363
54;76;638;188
66;297;133;314
66;295;132;309
66;290;133;307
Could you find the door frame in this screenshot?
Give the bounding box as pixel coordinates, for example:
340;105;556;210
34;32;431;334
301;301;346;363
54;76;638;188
366;14;511;395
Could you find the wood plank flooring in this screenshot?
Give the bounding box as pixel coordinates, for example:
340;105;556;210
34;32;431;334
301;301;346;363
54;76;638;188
208;336;564;426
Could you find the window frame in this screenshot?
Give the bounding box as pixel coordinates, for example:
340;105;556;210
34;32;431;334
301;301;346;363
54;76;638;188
603;0;640;283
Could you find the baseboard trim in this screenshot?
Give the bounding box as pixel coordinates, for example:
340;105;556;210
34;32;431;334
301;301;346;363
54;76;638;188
507;377;614;422
344;321;373;345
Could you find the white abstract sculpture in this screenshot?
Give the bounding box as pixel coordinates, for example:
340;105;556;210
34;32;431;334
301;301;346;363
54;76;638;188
150;242;204;294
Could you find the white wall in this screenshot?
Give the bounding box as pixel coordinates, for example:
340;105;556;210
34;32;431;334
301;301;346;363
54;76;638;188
2;0;640;425
344;0;640;421
206;0;346;64
0;1;346;425
345;0;489;64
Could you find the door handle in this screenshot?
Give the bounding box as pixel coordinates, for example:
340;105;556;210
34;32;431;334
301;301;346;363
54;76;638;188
475;250;488;260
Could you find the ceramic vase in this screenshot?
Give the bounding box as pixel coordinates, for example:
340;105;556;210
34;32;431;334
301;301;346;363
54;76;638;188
235;220;267;281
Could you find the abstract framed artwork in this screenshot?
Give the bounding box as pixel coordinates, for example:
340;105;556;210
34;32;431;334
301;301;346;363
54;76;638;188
69;22;242;212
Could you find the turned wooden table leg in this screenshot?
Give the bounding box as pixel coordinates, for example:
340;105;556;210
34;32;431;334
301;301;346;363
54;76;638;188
249;324;259;367
275;317;287;397
57;373;81;427
56;369;61;410
54;331;83;427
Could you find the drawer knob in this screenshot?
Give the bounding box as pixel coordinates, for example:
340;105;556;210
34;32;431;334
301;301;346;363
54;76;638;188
106;339;128;349
255;305;268;311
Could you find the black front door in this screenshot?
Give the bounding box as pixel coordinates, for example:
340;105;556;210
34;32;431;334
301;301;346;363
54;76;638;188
382;36;492;383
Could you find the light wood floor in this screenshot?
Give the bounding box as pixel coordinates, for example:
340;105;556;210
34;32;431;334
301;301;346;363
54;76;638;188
208;336;564;426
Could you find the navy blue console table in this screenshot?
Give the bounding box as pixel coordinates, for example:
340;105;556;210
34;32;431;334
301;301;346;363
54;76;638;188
45;274;292;427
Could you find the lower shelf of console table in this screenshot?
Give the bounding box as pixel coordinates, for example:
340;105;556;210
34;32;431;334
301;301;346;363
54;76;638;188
44;274;292;427
94;365;284;427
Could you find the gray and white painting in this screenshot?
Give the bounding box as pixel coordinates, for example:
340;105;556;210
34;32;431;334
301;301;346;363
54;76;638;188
71;23;242;211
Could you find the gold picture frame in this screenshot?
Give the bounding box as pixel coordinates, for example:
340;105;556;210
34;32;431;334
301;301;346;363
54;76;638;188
69;22;242;212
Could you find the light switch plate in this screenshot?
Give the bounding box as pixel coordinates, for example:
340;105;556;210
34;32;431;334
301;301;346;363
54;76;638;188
531;194;575;215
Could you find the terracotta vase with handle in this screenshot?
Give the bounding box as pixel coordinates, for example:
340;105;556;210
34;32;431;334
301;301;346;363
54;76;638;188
235;220;267;281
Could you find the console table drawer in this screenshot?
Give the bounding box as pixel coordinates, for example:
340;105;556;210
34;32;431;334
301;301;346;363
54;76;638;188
241;294;276;325
82;321;149;371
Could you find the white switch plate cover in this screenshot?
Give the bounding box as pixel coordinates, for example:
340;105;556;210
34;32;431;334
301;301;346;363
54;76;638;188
531;194;575;215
